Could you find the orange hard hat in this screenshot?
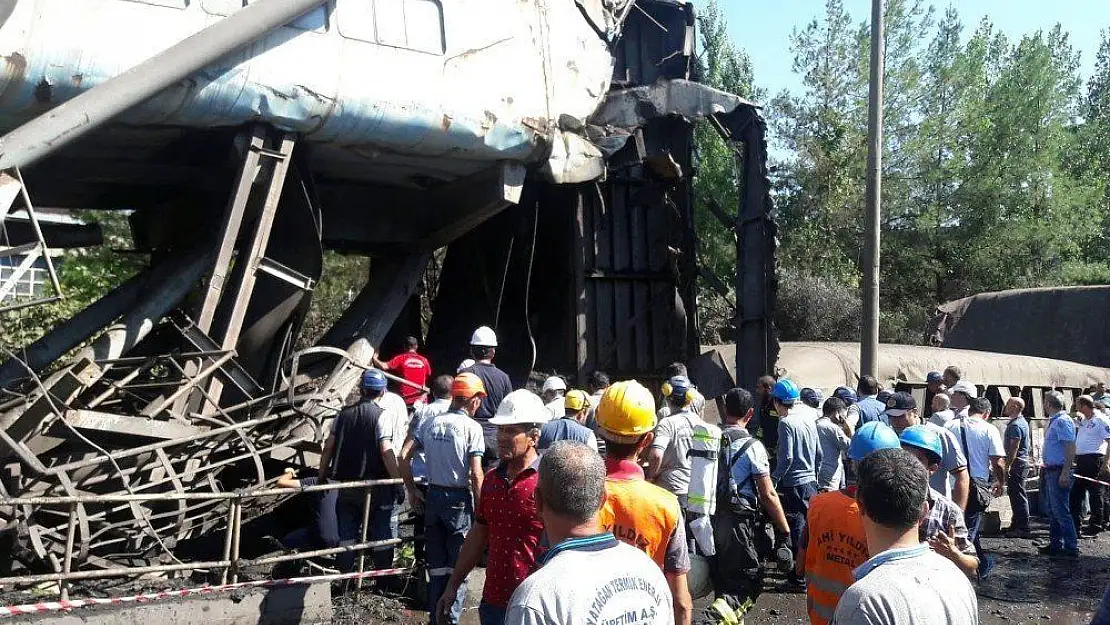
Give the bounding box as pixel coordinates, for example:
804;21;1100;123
451;372;487;399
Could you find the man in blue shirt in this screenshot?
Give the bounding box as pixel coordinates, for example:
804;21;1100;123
1002;397;1032;537
855;376;886;426
1039;390;1078;558
770;379;821;586
539;390;598;452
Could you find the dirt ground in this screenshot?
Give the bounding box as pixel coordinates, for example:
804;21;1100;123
326;516;1110;625
741;518;1108;625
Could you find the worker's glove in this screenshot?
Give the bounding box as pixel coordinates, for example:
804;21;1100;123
773;531;793;572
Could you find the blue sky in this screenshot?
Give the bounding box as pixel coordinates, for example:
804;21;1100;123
694;0;1107;102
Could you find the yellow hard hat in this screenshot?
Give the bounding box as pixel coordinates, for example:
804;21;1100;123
596;380;656;443
564;389;590;412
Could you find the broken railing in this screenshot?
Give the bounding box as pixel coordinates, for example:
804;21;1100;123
0;477;409;601
0;337;428;578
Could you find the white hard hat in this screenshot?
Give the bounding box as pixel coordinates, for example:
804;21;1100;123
456;359;476;373
949;380;977;397
542;376;567;393
489;389;549;426
470;326;498;347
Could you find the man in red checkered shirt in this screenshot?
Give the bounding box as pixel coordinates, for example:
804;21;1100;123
437;390;548;625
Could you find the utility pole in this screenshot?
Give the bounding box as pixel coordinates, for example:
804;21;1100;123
860;0;884;378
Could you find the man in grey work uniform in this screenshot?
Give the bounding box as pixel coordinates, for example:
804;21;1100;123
769;379;821;587
646;375;700;503
402;373;486;625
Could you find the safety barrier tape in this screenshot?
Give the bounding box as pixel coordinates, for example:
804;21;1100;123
1074;474;1110;488
0;567;411;618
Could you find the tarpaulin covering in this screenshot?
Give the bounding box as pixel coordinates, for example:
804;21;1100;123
706;342;1110;393
930;286;1110;368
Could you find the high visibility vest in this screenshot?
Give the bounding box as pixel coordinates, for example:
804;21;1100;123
599;478;682;569
803;489;868;625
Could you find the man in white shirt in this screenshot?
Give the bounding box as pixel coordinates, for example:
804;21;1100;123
1070;395;1110;536
540;376;568;420
945;395;1005;578
505;441;673;625
373;384;411;458
947;381;977;420
832;447;978;625
928;392;955;427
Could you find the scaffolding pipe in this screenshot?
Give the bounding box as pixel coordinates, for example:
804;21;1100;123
0;478;403;505
0;0;329;171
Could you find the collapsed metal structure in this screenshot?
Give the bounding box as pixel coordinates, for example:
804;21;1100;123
0;0;776;581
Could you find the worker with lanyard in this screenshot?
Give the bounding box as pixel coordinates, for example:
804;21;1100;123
402;372;487;625
318;369;402;572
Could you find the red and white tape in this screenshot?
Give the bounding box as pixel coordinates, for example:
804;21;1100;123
0;567;410;618
1074;474;1110;488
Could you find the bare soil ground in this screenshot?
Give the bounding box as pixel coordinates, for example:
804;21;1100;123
741;519;1108;625
324;518;1110;625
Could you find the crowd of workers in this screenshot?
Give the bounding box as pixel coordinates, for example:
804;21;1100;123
283;328;1110;625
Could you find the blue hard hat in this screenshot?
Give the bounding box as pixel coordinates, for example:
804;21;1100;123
848;422;901;461
900;424;943;463
360;369;387;391
771;379;800;402
926;371;943;384
833;386;857;403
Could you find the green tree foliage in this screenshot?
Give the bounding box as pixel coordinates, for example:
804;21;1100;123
0;210;145;349
692;0;763;344
692;0;1110;345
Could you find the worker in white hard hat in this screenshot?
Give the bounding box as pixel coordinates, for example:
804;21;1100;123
460;326;513;468
437;390;549;624
541;376;568;419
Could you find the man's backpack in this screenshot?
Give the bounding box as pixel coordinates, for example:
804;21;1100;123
711;429;768;599
716;429;759;514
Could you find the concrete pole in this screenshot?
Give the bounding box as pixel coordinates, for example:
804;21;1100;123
860;0;884;379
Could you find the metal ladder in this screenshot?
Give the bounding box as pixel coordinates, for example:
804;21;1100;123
188;125;312;416
0;168;62;312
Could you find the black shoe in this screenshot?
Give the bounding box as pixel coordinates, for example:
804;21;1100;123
1083;526;1102;537
1049;548;1079;560
1004;528;1033;539
1037;544;1062;555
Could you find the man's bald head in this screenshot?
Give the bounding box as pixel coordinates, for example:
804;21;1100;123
538;441;606;524
1004;397;1025;417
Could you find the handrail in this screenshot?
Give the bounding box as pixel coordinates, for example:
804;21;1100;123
1;477;414;596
